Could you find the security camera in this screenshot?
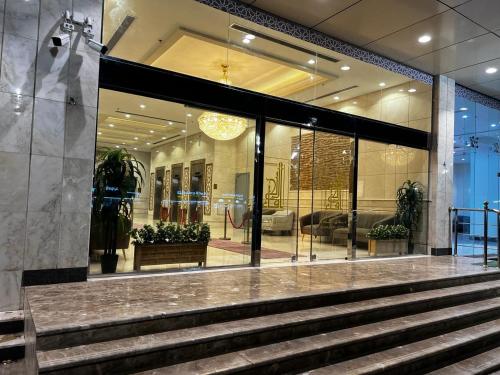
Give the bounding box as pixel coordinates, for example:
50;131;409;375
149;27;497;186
52;33;70;47
87;38;108;54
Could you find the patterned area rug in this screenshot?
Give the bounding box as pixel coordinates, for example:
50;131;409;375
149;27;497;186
209;239;292;259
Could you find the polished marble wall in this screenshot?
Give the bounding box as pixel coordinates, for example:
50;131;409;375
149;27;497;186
0;0;103;311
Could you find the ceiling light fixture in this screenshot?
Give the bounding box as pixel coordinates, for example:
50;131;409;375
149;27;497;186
459;107;468;111
242;38;251;44
333;96;340;100
97;131;102;135
340;65;350;71
198;112;247;141
486;67;498;74
378;82;386;87
146;142;151;145
125;114;131;118
133;137;138;140
307;58;316;65
149;130;154;133
139;104;146;109
186;113;192;117
108;124;114;127
181;129;187;133
491;123;497;127
408;88;416;93
418;34;432;44
244;33;255;40
115;145;119;148
168;121;173;125
133;147;137;150
162;136;167;140
352;101;357;104
462;115;468;119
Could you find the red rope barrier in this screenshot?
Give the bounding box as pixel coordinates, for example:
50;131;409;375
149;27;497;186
227;209;247;229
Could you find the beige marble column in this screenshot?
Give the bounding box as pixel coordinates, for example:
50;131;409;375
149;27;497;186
428;75;455;255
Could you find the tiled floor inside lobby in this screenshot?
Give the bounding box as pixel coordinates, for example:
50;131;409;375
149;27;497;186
27;256;496;335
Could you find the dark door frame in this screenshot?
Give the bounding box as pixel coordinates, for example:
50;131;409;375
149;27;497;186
99;56;432;267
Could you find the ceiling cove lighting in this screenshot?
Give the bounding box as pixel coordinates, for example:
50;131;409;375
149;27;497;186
340;65;350;71
486;67;498;74
418;34;432;44
378;82;386;87
198;112;247;141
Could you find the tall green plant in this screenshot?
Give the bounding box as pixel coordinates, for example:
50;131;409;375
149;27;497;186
92;148;145;256
396;180;424;253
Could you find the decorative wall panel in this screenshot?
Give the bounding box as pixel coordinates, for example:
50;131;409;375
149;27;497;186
204;163;213;215
148;173;155;211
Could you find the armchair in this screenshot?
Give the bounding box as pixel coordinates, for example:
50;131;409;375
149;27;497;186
262;210;295;235
299;210;346;240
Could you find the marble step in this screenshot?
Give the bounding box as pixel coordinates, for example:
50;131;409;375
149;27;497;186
0;333;24;361
133;300;500;375
37;294;500;374
36;271;500;351
0;311;23;334
304;319;500;375
428;345;500;375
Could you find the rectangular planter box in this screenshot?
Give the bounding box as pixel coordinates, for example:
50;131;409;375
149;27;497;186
133;243;207;271
368;239;408;257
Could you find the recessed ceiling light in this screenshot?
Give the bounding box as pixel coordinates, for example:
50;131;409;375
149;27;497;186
133;136;139;140
307;58;316;65
245;34;255;40
125;114;131;118
162;136;167;140
115;145;119;148
139;104;146;109
399;89;404;92
122;142;126;145
418;34;432;44
379;82;386;87
146;142;151;145
97;131;102;135
461;158;465;161
181;129;187;133
168;121;173;125
333;96;340;100
108;124;114;127
462;115;468;119
491;123;497;127
186;113;192;117
352;101;357;104
459;107;468;111
340;65;350;71
149;130;155;133
486;67;498;74
242;38;251;44
408;88;416;93
133;147;137;150
156;150;159;153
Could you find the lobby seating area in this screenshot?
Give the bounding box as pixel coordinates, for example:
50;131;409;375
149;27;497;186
333;211;397;246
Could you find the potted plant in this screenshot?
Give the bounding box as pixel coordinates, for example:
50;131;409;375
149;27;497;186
130;221;210;271
396;180;424;254
367;224;409;256
92;148;145;273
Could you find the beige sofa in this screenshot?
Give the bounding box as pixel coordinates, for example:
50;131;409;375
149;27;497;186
262;210;295;235
332;212;396;246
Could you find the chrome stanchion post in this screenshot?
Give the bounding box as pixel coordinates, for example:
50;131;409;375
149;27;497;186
219;203;231;240
483;201;489;269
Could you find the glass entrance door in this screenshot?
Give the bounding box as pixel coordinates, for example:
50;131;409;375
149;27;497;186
260;122;354;264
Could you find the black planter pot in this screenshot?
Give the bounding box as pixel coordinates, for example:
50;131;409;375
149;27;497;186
100;253;119;274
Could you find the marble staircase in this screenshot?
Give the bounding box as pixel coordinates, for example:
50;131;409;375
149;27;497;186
0;310;24;365
34;271;500;374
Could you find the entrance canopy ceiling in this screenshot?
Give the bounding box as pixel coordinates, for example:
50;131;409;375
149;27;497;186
243;0;500;101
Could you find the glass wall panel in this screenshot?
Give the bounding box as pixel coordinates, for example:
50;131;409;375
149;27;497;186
90;89;254;274
453;96;500;258
103;0;431;132
357;140;429;257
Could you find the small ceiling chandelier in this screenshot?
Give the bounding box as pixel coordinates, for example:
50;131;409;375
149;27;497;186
197;64;247;141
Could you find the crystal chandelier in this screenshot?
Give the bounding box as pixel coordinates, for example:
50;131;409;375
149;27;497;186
198;111;247;141
197;64;247;141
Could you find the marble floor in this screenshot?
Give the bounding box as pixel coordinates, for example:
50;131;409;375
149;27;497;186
26;256;498;335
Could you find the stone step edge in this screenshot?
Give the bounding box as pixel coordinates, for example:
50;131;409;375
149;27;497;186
36;295;500;372
134;308;500;375
35;270;500;337
36;281;500;368
0;334;25;362
307;321;500;374
428;346;500;375
0;311;23;335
